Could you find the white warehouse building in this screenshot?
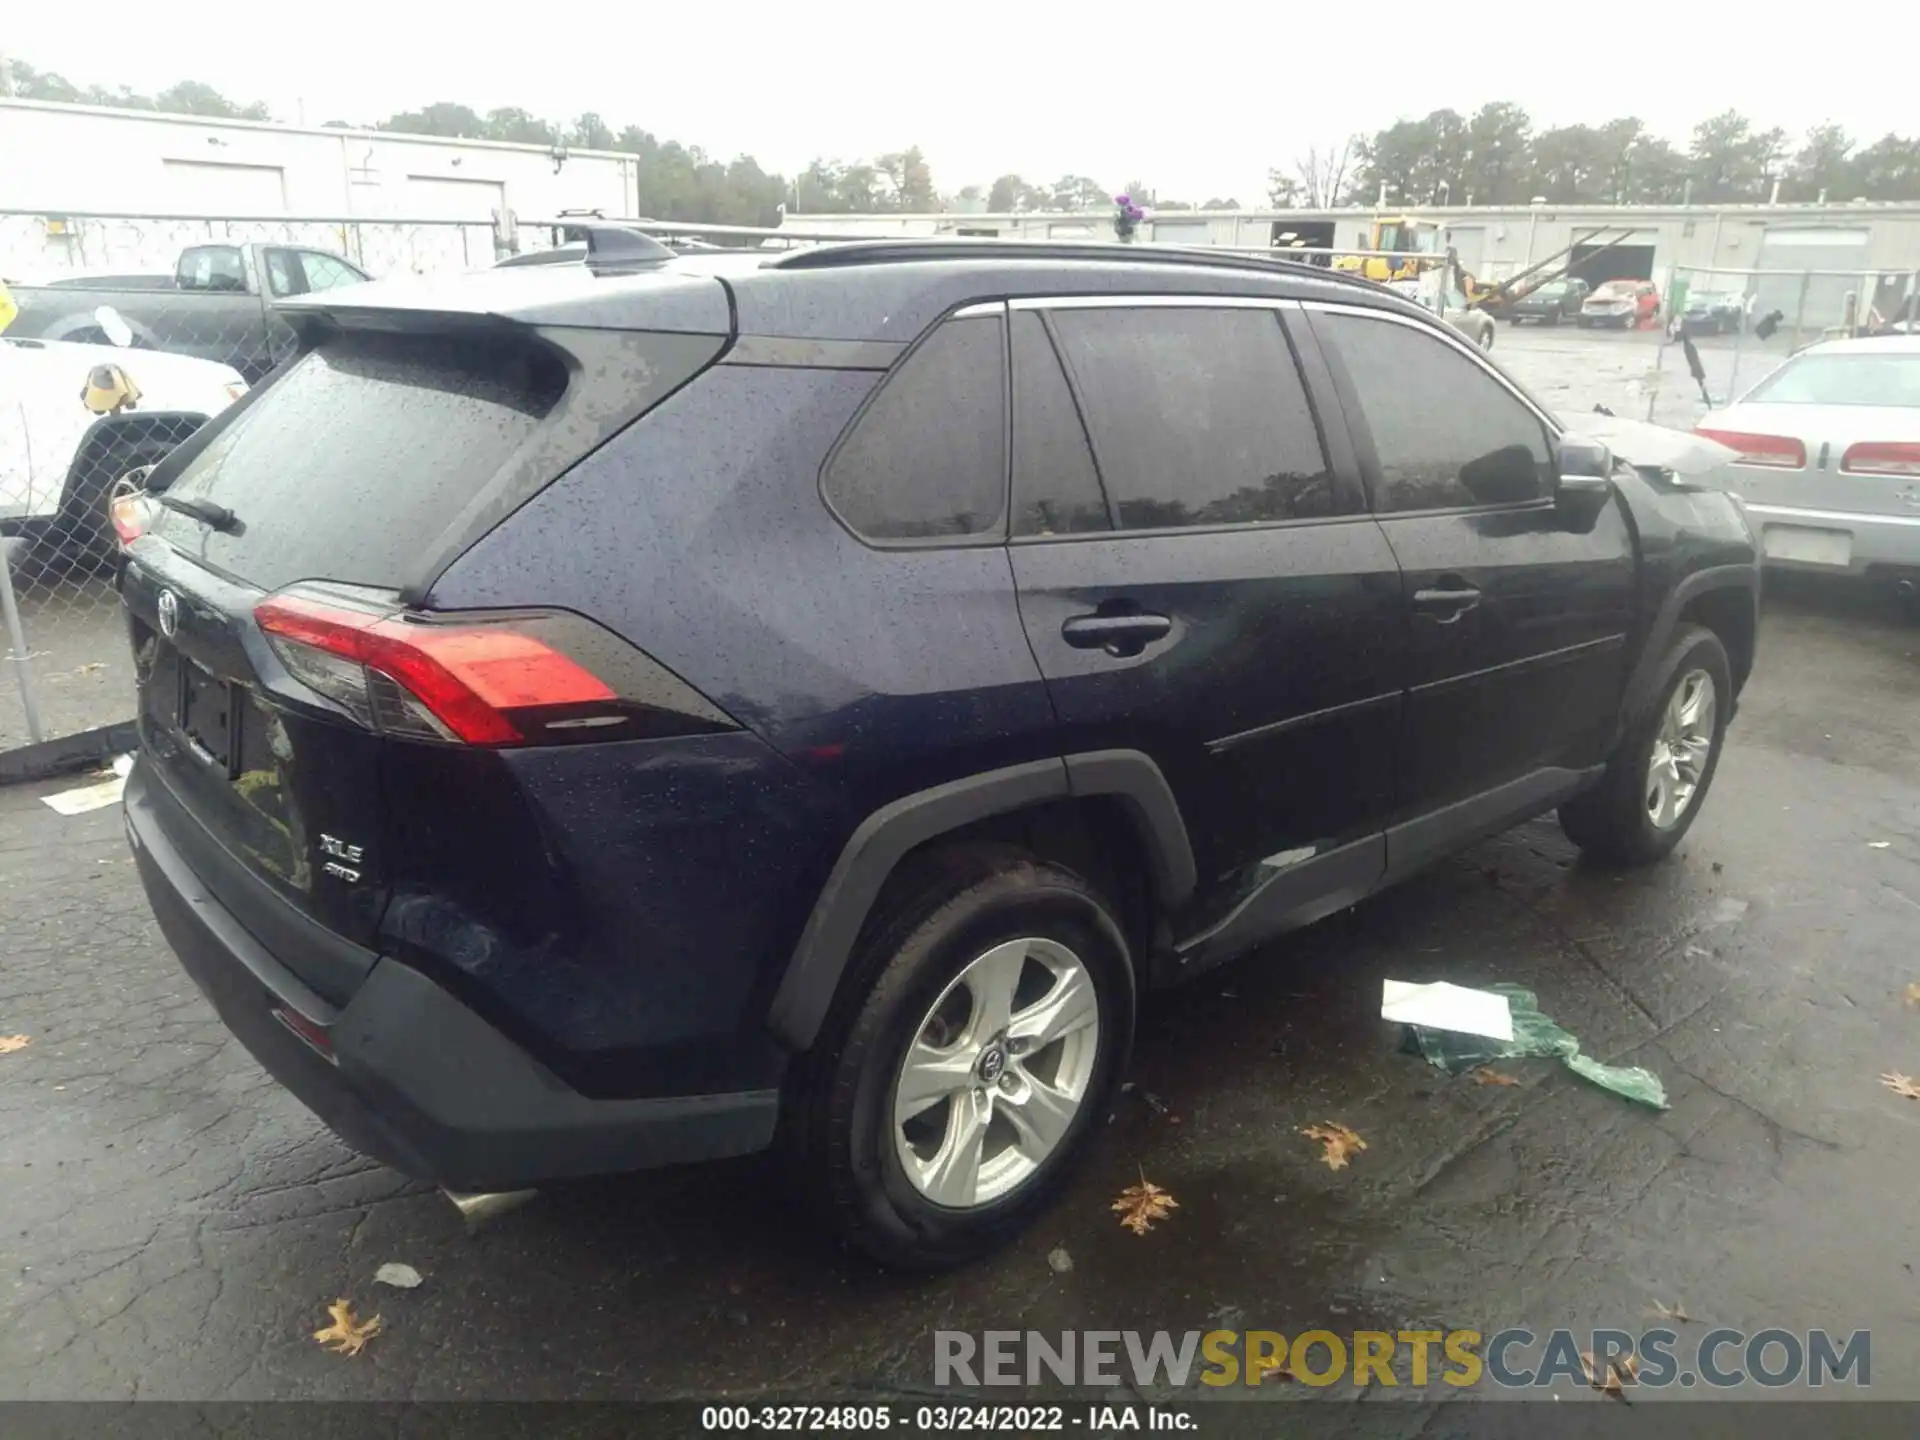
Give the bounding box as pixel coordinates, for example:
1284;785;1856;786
0;98;639;278
785;202;1920;332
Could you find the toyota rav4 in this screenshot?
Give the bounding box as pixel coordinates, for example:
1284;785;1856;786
118;234;1760;1268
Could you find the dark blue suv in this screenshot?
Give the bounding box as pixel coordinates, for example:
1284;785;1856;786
118;234;1759;1267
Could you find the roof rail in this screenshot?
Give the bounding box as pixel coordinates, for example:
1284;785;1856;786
764;238;1392;292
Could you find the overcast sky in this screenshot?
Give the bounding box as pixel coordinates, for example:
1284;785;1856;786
5;1;1906;201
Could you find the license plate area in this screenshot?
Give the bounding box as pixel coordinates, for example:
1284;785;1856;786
146;640;237;772
1762;524;1853;567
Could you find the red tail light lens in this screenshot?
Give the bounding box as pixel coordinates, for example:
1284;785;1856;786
256;594;617;745
1841;441;1920;477
110;493;158;546
1694;428;1807;469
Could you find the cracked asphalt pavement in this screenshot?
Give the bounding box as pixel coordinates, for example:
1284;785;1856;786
4;326;1919;1403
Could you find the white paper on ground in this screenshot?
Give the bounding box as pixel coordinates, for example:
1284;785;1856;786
1381;979;1514;1041
41;775;127;816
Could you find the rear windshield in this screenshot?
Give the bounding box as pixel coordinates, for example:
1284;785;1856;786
1744;352;1920;408
152;331;567;590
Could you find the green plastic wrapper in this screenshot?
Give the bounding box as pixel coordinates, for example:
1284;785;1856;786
1406;984;1669;1110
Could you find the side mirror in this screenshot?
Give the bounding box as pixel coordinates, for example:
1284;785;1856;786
1554;433;1614;499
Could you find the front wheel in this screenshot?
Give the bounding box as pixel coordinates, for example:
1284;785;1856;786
783;847;1135;1269
1477;324;1495;351
1559;623;1732;866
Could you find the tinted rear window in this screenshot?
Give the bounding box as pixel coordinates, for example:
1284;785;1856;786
153;331;567;590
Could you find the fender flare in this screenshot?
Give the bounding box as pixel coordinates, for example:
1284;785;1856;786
1621;563;1759;724
767;750;1196;1050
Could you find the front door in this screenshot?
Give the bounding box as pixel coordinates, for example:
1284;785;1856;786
1303;304;1636;871
1004;298;1405;910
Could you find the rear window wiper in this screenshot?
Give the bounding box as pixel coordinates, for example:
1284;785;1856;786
156;493;239;533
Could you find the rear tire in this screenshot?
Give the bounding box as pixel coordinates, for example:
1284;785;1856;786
782;845;1135;1269
1559;624;1732;867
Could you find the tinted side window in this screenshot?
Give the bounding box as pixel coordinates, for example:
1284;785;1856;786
264;249;303;298
824;315;1006;542
1011;311;1110;536
1047;307;1340;530
1317;313;1553;512
299;252;365;291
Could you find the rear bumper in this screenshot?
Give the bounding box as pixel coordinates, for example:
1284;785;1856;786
125;764;778;1191
1745;501;1920;575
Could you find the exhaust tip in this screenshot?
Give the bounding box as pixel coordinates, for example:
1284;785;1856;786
442;1188;538;1232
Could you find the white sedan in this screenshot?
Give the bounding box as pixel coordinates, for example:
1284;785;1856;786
1;319;246;568
1695;335;1920;600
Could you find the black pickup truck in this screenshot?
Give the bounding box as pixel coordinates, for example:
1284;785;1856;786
4;242;369;383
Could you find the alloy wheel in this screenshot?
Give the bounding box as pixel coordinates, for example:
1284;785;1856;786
1646;668;1716;830
892;937;1101;1209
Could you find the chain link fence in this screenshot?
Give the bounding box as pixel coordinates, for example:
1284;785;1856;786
0;207;826;776
1622;264;1920;424
0;208;572;776
1;412;208;772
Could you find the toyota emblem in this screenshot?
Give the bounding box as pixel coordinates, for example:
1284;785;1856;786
156;588;179;639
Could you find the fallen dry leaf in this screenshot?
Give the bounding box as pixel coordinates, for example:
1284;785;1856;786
1471;1067;1521;1087
1579;1349;1636;1399
1881;1072;1920;1099
1249;1353;1295;1385
1905;983;1920;1009
1111;1175;1179;1235
0;1036;29;1055
1647;1298;1692;1323
1301;1122;1367;1171
313;1299;382;1356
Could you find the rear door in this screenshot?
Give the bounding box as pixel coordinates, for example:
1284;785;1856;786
1303;303;1635;863
1006;297;1404;901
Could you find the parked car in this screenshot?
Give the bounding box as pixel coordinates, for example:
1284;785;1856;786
2;242;369;383
1674;290;1748;337
1388;278;1495;350
1697;334;1920;608
1502;277;1590;325
0;320;245;576
116;238;1759;1268
1580;279;1660;329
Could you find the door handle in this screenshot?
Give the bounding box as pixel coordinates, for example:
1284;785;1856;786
1061;611;1172;657
1411;581;1482;623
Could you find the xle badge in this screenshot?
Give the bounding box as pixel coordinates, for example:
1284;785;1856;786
319;833;363;883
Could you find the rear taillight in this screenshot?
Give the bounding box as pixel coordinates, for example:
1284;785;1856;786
109;493;158;546
1694;428;1807;469
253;590;734;747
1841;441;1920;477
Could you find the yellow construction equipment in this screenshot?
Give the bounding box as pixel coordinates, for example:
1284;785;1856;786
1331;216;1448;282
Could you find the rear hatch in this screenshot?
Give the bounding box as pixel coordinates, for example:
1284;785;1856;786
122;289;730;1003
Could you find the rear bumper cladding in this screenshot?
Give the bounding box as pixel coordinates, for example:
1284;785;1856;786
124;764;778;1190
